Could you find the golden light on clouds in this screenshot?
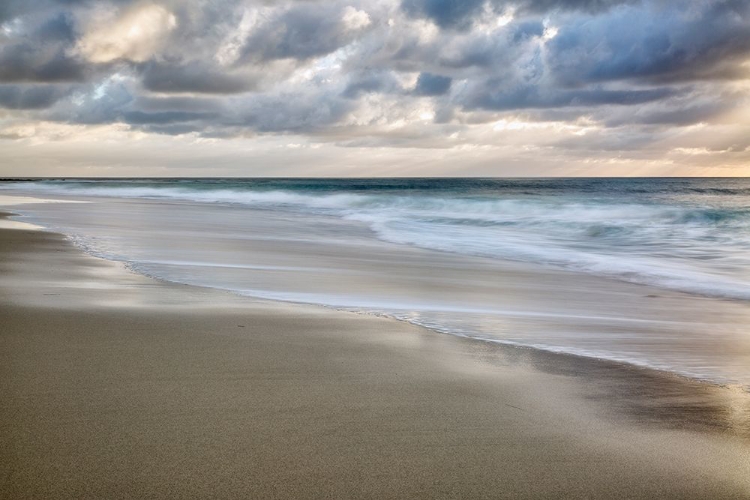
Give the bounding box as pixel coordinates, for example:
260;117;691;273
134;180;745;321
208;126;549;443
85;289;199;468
0;0;747;176
77;4;177;63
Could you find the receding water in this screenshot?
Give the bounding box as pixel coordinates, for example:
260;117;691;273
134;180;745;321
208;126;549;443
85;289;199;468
4;178;750;386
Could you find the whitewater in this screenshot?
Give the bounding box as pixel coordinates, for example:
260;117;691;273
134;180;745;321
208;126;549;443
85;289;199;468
3;178;750;386
8;178;750;301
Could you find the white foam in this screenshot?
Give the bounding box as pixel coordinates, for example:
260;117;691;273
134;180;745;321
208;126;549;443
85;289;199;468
0;219;43;230
4;181;750;301
2;183;366;210
8;183;750;387
0;194;88;206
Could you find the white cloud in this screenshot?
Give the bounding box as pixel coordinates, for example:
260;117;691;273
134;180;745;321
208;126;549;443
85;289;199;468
215;8;264;66
341;6;372;32
77;4;177;63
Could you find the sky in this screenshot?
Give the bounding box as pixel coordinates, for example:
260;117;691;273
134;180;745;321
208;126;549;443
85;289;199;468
0;0;749;177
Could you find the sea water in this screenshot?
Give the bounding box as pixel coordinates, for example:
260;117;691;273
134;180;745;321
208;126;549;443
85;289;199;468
4;178;750;386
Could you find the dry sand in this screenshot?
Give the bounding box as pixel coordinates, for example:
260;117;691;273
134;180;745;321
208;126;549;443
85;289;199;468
1;214;749;499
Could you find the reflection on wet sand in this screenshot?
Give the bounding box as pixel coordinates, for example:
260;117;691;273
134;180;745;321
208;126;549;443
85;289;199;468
471;339;750;438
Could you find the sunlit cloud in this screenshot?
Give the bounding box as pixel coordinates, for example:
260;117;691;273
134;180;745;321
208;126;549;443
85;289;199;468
77;4;177;63
0;0;748;176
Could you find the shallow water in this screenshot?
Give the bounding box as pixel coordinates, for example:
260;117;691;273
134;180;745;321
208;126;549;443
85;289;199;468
3;179;750;386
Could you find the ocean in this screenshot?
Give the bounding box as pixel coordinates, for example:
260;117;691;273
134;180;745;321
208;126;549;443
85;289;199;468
3;178;750;386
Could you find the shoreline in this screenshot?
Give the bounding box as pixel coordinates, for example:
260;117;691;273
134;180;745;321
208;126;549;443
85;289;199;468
2;211;750;497
5;204;749;394
3;208;750;428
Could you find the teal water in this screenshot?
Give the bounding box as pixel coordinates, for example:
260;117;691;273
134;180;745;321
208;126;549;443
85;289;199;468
4;178;750;386
5;178;750;300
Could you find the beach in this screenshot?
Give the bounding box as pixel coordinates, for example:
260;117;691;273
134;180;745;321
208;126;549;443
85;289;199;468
2;0;750;494
4;180;750;386
2;206;750;498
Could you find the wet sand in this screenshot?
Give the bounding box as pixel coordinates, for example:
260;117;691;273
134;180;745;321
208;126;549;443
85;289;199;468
1;214;750;499
10;193;750;386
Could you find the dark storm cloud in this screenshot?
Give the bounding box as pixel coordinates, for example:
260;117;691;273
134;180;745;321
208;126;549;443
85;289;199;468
464;83;677;110
400;0;636;30
0;11;86;83
240;92;354;133
0;47;86;83
342;71;400;98
139;61;257;94
502;0;640;14
0;0;748;145
109;87;357;136
130;95;225;113
122;110;220;124
413;72;452;95
510;20;545;42
354;15;549;76
0;0;134;22
0;84;72;109
35;12;77;42
0;0;61;22
236;3;372;64
401;0;486;30
548;0;750;84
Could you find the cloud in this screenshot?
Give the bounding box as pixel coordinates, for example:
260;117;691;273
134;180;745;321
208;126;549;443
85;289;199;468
0;83;73;109
0;46;86;83
547;1;750;84
341;6;372;31
400;0;638;30
0;0;748;176
401;0;486;30
502;0;640;14
463;83;678;110
413;72;452;95
236;3;375;64
0;12;86;83
602;93;736;127
76;3;177;63
122;110;220;124
342;71;401;98
239;91;354;133
138;61;259;94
